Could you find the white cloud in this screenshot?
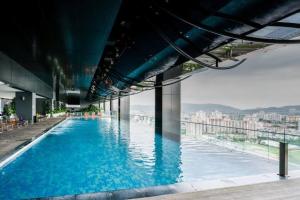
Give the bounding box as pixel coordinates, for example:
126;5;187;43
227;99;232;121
131;44;300;109
182;44;300;109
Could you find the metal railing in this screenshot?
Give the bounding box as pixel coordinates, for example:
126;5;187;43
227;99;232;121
181;121;300;145
130;114;300;172
181;120;300;176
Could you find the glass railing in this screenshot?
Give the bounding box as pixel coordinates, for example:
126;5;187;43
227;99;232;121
130;114;300;170
181;121;300;169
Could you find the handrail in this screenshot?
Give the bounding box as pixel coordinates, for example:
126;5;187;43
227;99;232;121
130;115;300;138
181;121;300;138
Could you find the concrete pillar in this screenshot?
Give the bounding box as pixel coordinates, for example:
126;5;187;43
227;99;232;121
162;82;181;140
155;74;163;134
110;98;113;116
103;101;106;112
155;73;181;141
15;92;36;123
118;96;121;121
119;96;130;121
51;99;54;117
0;98;2;113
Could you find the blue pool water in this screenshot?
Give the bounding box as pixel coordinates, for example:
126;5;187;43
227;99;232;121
0;118;278;199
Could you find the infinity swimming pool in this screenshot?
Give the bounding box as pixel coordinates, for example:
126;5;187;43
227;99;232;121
0;118;278;199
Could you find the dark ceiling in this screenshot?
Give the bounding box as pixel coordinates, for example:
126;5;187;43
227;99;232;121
0;0;122;94
1;0;300;103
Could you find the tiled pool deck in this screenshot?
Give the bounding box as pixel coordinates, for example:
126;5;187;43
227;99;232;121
37;171;300;200
0;117;65;163
136;174;300;200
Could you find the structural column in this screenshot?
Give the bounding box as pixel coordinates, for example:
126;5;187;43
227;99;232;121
118;97;121;121
155;74;163;134
110;98;113;116
0;98;2;114
162;82;181;140
155;70;181;141
117;95;130;121
15;92;37;123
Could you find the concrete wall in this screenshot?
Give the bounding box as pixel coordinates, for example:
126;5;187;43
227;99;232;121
0;52;52;98
15;92;36;122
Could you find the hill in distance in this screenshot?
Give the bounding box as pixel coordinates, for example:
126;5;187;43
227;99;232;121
182;103;241;114
132;104;300;115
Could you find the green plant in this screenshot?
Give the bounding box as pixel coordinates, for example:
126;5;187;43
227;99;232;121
11;98;16;114
53;107;67;114
3;104;11;116
81;104;99;113
2;100;16;116
48;102;67;114
43;100;51;114
61;103;66;111
182;62;201;72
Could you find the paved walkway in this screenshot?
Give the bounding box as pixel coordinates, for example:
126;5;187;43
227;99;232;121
138;178;300;200
0;117;65;162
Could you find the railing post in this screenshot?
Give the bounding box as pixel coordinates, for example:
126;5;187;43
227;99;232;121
279;142;288;177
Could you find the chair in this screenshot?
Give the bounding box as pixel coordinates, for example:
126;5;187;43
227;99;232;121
0;121;4;133
3;119;13;131
9;118;18;129
18;116;29;127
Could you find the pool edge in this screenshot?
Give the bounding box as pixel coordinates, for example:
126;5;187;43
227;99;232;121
0;118;67;169
36;170;300;200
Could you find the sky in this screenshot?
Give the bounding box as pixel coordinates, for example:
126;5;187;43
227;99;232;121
131;43;300;109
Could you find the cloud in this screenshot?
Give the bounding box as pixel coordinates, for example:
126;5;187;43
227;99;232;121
182;44;300;109
131;44;300;109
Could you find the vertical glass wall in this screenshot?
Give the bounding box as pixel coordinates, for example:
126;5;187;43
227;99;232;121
180;43;300;175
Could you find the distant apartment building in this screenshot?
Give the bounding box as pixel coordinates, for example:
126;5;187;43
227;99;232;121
186;110;263;137
249;111;284;122
287;115;300;123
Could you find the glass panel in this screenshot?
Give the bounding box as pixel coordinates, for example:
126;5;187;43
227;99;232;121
249;26;300;39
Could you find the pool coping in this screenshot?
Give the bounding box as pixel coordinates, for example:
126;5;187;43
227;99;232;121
0;118;67;169
36;170;300;200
